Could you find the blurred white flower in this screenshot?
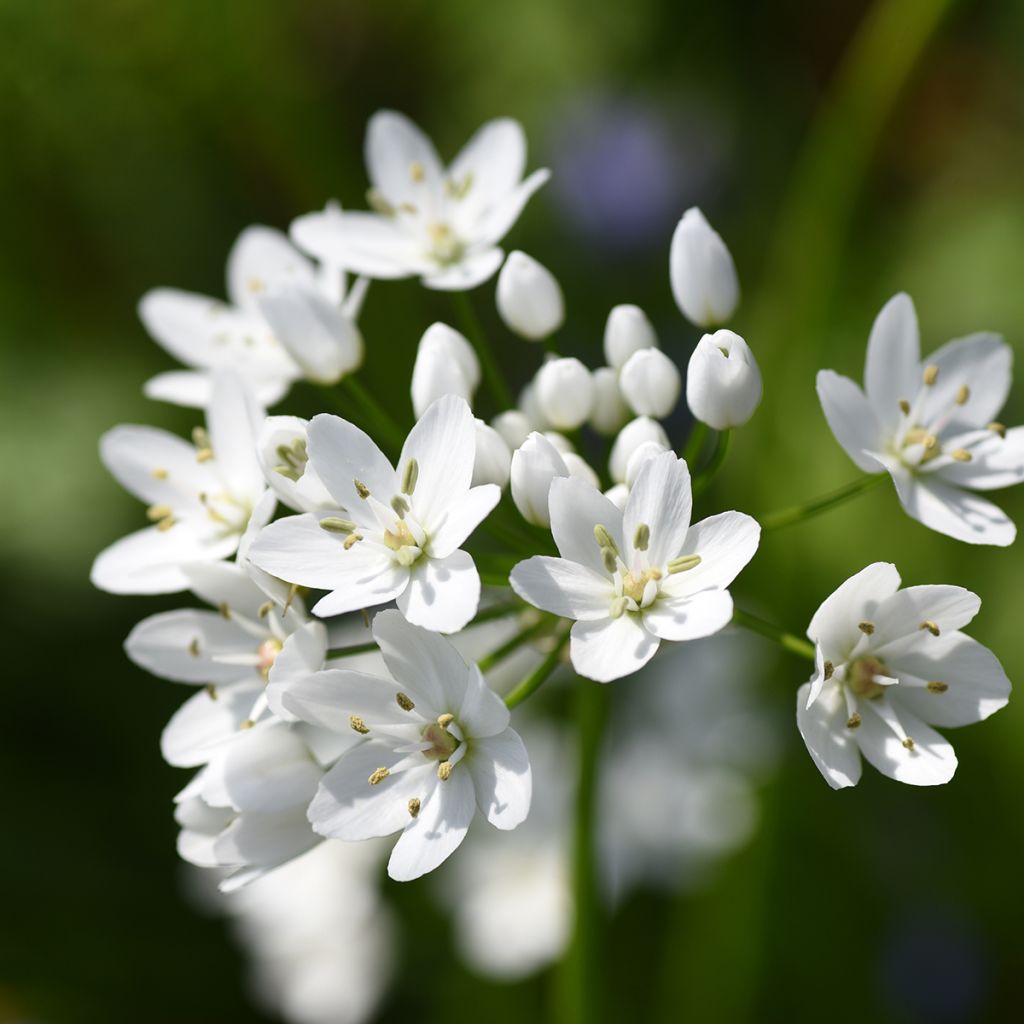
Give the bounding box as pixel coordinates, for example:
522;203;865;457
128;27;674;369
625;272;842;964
669;207;739;328
491;409;534;450
411;322;481;418
589;366;630;436
496;251;565;340
258;416;340;516
619;347;681;419
535;357;594;430
292;112;549;290
797;562;1010;789
603;304;658;371
818;293;1024;546
473;419;513;488
686;329;762;430
608;416;670;484
511;431;598;528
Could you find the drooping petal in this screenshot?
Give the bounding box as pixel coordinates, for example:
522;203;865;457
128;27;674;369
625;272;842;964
468;728;532;830
623;451;692;568
307;412;397;515
161;682;262;768
795;681;862;789
658;511;760;598
869;585;981;653
421;248;505;291
889;471;1015;547
214;807;321;889
921;332;1011;432
429;484;501;559
226;225;317;313
548;475;624;576
387;766;476;881
642;590;734;642
396;549;481;633
863;293;921;430
816;370;887;474
807;561;901;658
510;556;613;621
569;614;659;683
856;701;957;786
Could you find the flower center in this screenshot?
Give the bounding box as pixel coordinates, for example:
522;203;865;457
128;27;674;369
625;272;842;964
620;567;662;605
847;655;888;699
256;637;283;680
421;717;460;762
427;222;465;266
383;519;423;567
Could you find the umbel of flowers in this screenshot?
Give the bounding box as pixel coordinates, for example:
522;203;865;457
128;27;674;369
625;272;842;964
94;111;1015;927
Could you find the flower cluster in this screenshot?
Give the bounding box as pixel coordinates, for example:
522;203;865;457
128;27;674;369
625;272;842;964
95;108;1016;932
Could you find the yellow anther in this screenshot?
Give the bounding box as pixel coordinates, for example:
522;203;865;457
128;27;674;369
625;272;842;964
366;188;395;216
923;365;939;386
858;621;875;635
343;533;364;550
189;638;201;657
988;421;1007;438
257;601;274;619
846;713;862;729
902;737;915;750
601;547;618;574
350;715;370;735
437;713;455;729
368;767;390;786
667;554;702;574
823;660;834;680
408;798;421;818
354;479;370;499
219;602;231;619
594;524;618;554
247;277;265;294
950;449;972;462
437;761;453;781
920;620;940;636
956;385;970;405
401;458;419;495
156;516;176;532
240;718;255;730
399;202;418;215
409;160;425;182
391;495;410;518
898;399;910;416
195;448;214;463
927;681;949;693
147;504;172;521
151;467;169;480
396;692;415;711
192;426;211;449
633;524;650;552
319;517;357;534
205;683;217;700
609;596;630;619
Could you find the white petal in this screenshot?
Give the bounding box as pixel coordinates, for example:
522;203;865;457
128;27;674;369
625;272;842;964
182;559;269;621
933;426;1024;491
421;248;505;291
658;511;761;598
468;729;531;830
856;702;957;786
161;683;262;768
447;118;527;221
569;615;659;683
458;664;512;739
868;585;980;653
290;210;426;278
510;556;613;621
473;169;551;248
807;561;901;658
206;371;267;501
816;370;886;474
863;293;921;431
890;472;1015;547
226;225;318;312
282;666;414;735
623;451;691;568
216;723;323;813
366;110;444;207
549;475;624;576
642;590;734;641
396;549;481;633
795;682;862;789
307;412;397;515
921;332;1011;432
429;484;500;558
214;807;320;883
387;766;475;881
266;620;330;721
257;415;339;515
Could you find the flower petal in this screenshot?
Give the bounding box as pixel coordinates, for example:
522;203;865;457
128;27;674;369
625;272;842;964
889;471;1015;546
226;225;317;313
447;118;527;220
307;412;397;516
548;475;624;576
510;556;613;621
206;371;267;502
396;549;481;633
659;511;760;598
623;451;692;568
366;110;444;207
921;332;1011;432
429;484;500;559
795;681;862;789
473;168;551;248
869;585;981;654
421;248;505;291
145;370;290;410
863;292;921;431
458;664;511;738
642;590;734;642
933;426;1024;492
290;210;426;278
569;614;659;683
856;701;957;786
468;728;532;830
807;561;901;658
161;682;262;768
816;370;886;473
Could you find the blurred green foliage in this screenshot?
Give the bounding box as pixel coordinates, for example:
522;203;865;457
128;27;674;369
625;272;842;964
3;0;1024;1021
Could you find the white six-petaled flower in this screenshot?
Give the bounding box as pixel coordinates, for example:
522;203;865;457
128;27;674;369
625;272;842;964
290;111;550;291
281;610;532;881
818;292;1024;546
250;394;499;633
510;451;761;682
797;562;1010;788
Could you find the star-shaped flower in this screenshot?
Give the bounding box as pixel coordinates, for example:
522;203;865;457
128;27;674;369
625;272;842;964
509;451;761;682
281;610;532;881
818;293;1024;545
797;562;1010;788
291;111;550;291
250;395;500;633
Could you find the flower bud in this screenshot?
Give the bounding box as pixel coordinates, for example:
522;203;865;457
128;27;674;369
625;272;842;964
510;432;569;527
619;348;681;418
563;452;599;489
625;439;669;488
603;304;658;370
686;329;762;430
411;323;480;418
543;431;575;455
609;416;670;484
589;366;629;436
496;251;565;341
604;483;629;511
518;381;550;430
257;416;337;514
669;208;739;328
535;357;594;431
472;419;512;489
491;409;533;450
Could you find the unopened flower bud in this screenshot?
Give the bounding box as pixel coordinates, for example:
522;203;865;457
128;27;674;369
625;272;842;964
510;432;569;527
686;329;762;430
604;483;629;511
589;366;630;436
491;409;533;450
518;381;550;430
543;431;575;455
619;348;681;418
496;251;565;341
411;323;480;418
563;452;599;489
472;419;512;489
625;439;669;488
603;304;658;370
669;208;739;328
535;357;594;431
609;417;670;484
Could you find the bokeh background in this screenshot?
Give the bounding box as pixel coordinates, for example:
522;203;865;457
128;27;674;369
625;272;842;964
3;0;1024;1020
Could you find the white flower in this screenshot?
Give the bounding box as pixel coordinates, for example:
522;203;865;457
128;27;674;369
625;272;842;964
589;366;630;436
669;207;740;328
496;251;565;340
140;224;364;408
510;452;761;682
534;357;594;430
491;409;534;450
619;348;681;418
818;293;1024;546
603;304;658;371
291;112;549;291
411;322;481;418
625;439;669;487
797;562;1010;789
686;329;762;430
608;416;670;484
473;419;512;488
258;416;340;516
281;611;532;881
510;431;598;527
250;395;499;633
92;372;268;594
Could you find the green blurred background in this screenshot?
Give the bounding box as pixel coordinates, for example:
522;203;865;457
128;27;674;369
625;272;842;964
3;0;1024;1020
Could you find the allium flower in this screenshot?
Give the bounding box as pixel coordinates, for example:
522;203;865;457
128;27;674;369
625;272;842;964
257;416;340;516
686;329;762;430
608;416;670;484
510;431;598;528
496;251;565;341
818;293;1024;545
797;562;1010;788
619;347;681;419
510;451;760;681
410;323;481;418
589;366;630;436
534;357;594;430
250;395;499;633
281;611;532;881
603;304;658;371
669;207;739;328
92;372;268;594
140;224;365;408
291;112;549;291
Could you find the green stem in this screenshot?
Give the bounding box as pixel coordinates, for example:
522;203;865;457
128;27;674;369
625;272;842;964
732;607;816;660
682;420;708;468
453;291;514;410
759;473;884;531
691;430;731;498
558;678;609;1024
477;618;550;674
340;376;407;452
503;629;569;709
